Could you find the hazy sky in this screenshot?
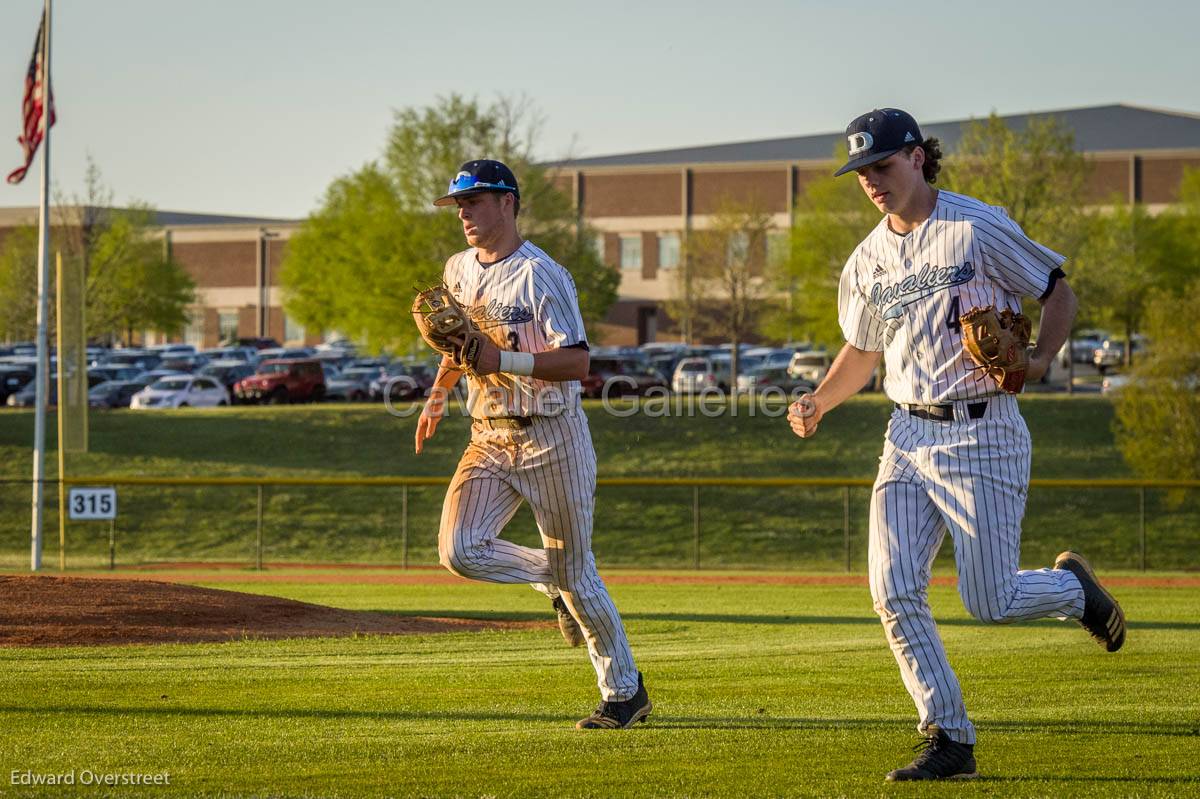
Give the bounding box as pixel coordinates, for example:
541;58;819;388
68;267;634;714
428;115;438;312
0;0;1196;219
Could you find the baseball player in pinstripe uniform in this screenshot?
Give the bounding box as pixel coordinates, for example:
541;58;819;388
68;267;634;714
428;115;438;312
414;159;651;730
788;110;1126;781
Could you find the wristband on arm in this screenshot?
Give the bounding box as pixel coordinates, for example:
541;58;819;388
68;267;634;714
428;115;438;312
498;350;535;376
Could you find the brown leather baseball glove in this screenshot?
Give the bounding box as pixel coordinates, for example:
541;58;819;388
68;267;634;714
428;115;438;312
960;304;1033;394
412;284;485;374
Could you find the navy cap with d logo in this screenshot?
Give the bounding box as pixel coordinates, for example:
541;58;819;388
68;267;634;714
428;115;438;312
833;109;923;177
433;159;521;207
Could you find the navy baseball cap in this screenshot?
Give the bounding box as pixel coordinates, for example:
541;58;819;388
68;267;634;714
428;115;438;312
433;159;520;206
833;109;924;177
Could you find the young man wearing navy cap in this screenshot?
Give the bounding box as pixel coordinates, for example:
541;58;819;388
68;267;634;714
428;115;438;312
788;109;1125;780
415;159;652;730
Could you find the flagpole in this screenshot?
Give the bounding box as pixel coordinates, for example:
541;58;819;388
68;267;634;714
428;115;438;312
30;0;52;572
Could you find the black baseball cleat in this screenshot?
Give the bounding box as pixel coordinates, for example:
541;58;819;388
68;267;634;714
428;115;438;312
886;727;978;782
552;596;585;648
575;673;652;729
1055;550;1126;652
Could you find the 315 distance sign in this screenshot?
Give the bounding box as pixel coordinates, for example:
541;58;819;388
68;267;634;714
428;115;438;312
67;487;117;520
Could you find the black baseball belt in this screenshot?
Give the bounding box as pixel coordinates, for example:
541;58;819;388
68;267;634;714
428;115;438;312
475;416;534;430
896;401;988;423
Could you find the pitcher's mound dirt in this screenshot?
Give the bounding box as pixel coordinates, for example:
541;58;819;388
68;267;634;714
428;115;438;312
0;576;546;647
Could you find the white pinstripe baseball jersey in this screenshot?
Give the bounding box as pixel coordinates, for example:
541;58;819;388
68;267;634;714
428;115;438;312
838;190;1066;404
444;241;587;419
838;189;1086;747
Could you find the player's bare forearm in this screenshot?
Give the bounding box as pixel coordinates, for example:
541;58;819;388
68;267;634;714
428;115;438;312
433;357;464;391
1027;280;1078;380
812;344;883;415
531;346;589;381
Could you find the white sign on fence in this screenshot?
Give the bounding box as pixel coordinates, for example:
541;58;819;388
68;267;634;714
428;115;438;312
68;487;117;520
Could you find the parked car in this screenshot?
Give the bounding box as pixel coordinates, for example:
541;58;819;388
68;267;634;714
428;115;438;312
583;356;668;398
1059;329;1109;366
159;354;209;373
198;360;257;399
89;365;143;384
88;380;144;409
233;359;326;404
325;365;382;402
104;351;162;372
787;350;832;384
7;379;55;407
201;346;260;365
258;347;316;362
736;365;815;395
0;365;35;404
132;368;188;387
369;361;432;401
672;357;732;393
1093;335;1149;375
230;337;281;351
131;375;230;409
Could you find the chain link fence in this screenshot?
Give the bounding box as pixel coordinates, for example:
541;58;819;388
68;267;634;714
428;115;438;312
1;476;1197;572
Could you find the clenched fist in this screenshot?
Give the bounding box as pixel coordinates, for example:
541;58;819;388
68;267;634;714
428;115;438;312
788;393;823;439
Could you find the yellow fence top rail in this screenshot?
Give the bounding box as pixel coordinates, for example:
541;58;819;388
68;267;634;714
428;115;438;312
58;475;1200;489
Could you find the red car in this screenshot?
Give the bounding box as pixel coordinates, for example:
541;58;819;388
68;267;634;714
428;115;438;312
233;359;325;404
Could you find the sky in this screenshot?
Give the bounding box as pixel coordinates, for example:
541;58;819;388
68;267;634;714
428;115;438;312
0;0;1196;219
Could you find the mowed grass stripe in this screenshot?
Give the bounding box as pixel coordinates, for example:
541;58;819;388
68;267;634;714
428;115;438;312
0;580;1196;797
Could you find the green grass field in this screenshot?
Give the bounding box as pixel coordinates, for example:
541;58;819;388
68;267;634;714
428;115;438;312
0;395;1195;571
1;573;1197;798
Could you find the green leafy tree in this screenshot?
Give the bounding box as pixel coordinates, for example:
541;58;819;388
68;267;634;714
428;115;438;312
282;94;617;352
677;201;774;382
83;207;196;343
0;160;195;345
767;146;878;349
0;225;40;340
945;113;1089;258
1113;280;1200;492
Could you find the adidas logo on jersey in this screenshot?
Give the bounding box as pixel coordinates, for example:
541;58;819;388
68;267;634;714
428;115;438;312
873;265;886;278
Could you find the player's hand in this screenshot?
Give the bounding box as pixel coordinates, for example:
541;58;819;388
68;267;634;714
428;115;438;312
788;393;824;439
414;388;448;455
448;333;501;376
1025;349;1051;382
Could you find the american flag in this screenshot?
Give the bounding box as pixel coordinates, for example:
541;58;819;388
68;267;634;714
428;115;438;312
6;11;56;185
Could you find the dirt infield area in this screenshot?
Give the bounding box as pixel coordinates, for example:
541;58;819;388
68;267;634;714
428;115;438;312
0;576;546;647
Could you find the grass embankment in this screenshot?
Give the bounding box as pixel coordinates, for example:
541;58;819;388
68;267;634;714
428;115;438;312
0;396;1193;570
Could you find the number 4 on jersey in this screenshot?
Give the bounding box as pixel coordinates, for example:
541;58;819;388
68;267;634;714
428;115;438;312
946;296;961;333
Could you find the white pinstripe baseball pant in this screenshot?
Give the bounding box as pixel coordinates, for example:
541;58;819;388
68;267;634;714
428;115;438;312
438;412;640;701
869;395;1085;744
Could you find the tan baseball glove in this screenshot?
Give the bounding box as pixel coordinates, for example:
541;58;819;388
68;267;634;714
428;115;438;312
412;284;486;375
960;305;1033;394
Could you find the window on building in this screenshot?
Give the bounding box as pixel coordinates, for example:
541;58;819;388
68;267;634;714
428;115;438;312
183;309;204;348
619;234;642;271
658;233;681;271
594;234;606;260
768;231;791;266
727;231;750;266
218;311;239;344
284;313;306;344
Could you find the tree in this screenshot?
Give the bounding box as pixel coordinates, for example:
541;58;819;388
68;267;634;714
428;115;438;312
768;148;879;349
1070;198;1157;367
0;225;40;340
0;159;195;345
945;113;1089;258
677;201;773;384
1113;280;1200;491
282;94;617;352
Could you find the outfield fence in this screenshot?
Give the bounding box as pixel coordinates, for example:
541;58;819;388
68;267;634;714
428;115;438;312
1;475;1197;573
